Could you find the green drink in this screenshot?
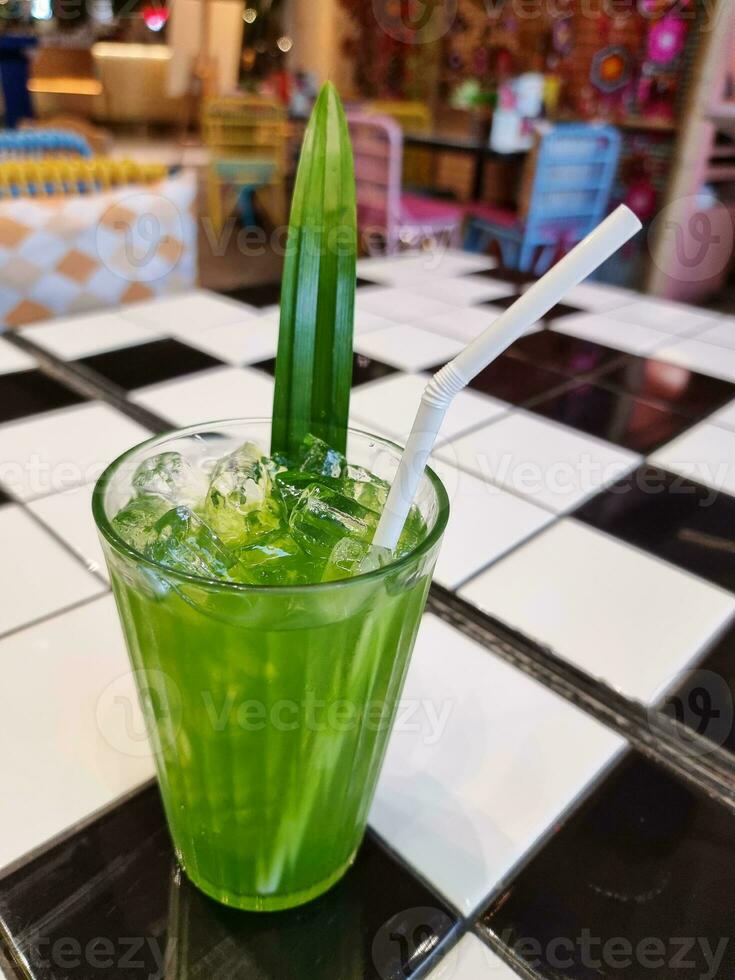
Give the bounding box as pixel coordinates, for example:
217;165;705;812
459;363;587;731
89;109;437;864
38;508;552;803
93;420;448;911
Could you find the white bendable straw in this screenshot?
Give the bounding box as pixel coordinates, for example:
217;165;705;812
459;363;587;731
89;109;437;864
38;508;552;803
373;205;642;552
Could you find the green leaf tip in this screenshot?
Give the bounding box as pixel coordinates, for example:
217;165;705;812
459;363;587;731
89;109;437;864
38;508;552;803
271;82;357;459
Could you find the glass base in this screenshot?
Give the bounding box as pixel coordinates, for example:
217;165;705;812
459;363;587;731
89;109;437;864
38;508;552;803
180;850;359;912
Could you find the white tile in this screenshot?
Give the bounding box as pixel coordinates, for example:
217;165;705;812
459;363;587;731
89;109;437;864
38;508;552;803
355;324;464;372
0;403;151;502
356;286;457;323
549;280;639;312
0;503;104;635
370;614;623;913
177;318;278;365
0;336;36;374
654;337;735;383
437;412;640;513
422;306;540;344
29;482;107;581
132;365;275;427
649;421;735;497
460;520;735;704
350;373;507;446
552;313;670;356
611;299;718;336
122;289;251;331
357;249;496;285
694;317;735;351
419;277;516;306
710;398;735;432
21;311;162;360
430;459;554;589
426;935;516;979
354;309;401;335
0;596;154;872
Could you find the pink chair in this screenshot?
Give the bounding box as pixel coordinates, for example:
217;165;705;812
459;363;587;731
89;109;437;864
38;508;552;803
346;112;464;255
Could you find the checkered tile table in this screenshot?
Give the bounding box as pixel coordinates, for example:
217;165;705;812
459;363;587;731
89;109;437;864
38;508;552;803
1;250;734;980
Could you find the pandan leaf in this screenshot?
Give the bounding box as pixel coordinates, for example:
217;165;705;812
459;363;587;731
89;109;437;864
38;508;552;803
271;82;356;459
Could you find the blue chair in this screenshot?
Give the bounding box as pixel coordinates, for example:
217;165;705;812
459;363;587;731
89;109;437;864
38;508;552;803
464;123;621;275
0;128;92;158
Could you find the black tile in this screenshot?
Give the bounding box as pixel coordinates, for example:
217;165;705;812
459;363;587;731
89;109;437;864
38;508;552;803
78;339;223;391
576;464;735;592
224;281;281;308
663;622;735;757
530;382;695;453
469;266;536;288
481;752;735;979
0;785;460;980
252;352;397;387
597;356;735;421
0;369;86;424
0;485;12;506
505;330;625;377
466;353;572;405
476;293;583;324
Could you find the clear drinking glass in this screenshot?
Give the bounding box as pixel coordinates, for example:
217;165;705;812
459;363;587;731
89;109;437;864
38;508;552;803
93;420;449;911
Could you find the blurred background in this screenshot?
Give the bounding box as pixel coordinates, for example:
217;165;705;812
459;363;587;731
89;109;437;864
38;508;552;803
0;0;733;324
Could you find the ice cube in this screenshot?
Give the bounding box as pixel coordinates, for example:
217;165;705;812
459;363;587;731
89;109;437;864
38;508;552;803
322;538;393;582
276;468;390;516
112;494;169;552
289;484;378;559
131;451;207;508
299;434;346;479
204;441;282;547
232;529;321;586
148;506;237;579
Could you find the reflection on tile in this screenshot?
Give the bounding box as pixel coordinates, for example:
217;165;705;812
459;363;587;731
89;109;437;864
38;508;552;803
553;313;670;356
21;311;162;360
79;338;223;391
504;329;624;377
467;354;571;406
576;465;735;594
650;421;735;498
123;289;252;328
0;402;151;501
0;597;153;872
0;336;36;375
694;317;735;351
425;934;515;979
482;753;735;980
0;782;458;980
0;504;105;636
599;355;735;419
350;373;507;446
530;381;695;453
28;482;107;581
612;299;718;335
131;366;275;427
355;324;464;372
356;286;456;323
0;369;86;425
460;519;735;703
371;614;623;913
430;459;554;589
437;412;639;513
655;336;735;383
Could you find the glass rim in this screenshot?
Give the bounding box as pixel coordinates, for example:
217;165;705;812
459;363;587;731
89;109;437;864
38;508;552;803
92;418;450;595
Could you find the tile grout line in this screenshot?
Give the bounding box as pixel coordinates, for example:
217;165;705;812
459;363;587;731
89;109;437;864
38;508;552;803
427;585;735;813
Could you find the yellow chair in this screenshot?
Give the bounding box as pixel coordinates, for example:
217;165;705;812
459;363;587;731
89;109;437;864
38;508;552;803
202;95;289;233
365;100;433;189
